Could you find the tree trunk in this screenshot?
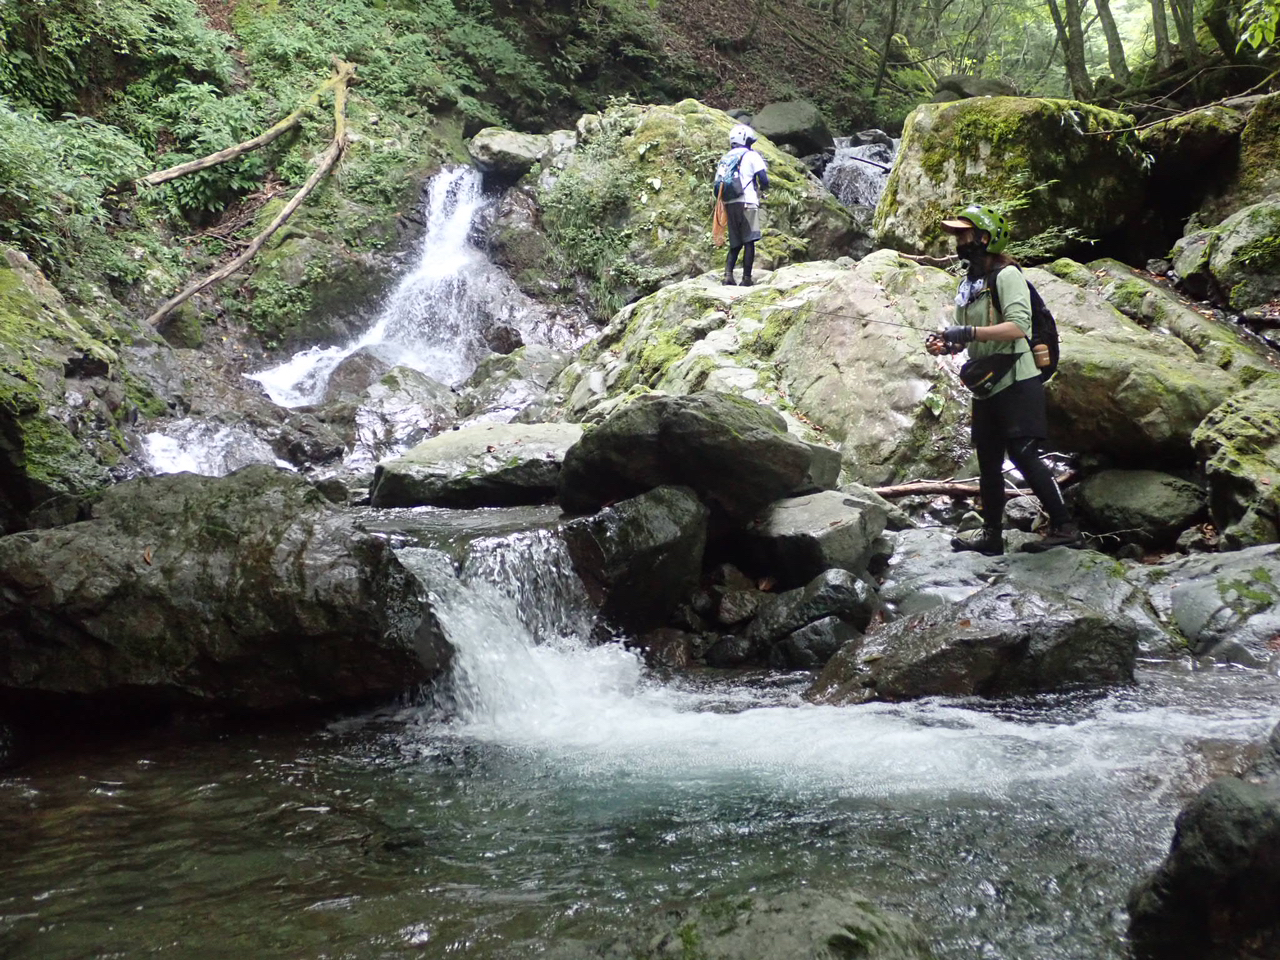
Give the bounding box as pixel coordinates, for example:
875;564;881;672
872;0;901;100
1094;0;1132;85
1203;0;1245;60
1168;0;1203;64
1046;0;1093;100
1150;0;1174;69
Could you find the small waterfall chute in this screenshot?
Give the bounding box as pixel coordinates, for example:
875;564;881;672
142;418;294;477
824;134;899;209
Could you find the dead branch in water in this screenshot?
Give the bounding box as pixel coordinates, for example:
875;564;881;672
873;470;1079;500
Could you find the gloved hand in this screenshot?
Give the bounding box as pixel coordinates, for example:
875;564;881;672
941;325;976;346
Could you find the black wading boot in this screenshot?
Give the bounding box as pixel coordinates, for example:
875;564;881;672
740;272;753;287
1020;521;1084;553
723;267;736;286
951;526;1004;557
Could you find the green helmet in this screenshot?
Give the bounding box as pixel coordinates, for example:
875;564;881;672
950;204;1011;253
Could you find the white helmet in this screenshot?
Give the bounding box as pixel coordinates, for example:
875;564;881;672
729;123;756;147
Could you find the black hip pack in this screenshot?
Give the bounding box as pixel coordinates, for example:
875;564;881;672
959;353;1018;398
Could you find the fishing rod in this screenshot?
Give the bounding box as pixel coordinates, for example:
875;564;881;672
777;306;938;333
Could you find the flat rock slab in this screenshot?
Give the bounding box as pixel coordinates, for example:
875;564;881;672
742;489;889;587
371;422;582;508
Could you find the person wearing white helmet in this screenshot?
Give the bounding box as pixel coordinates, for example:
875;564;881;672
717;123;769;286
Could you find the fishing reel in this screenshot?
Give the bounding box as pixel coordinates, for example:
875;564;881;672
925;331;966;356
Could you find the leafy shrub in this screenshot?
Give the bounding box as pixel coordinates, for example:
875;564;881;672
0;99;147;272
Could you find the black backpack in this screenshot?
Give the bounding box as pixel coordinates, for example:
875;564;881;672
987;267;1060;383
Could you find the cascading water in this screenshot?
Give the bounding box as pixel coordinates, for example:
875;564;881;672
141;418;294;476
247;166;549;408
824;135;899;209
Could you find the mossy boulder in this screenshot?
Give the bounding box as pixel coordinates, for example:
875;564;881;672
1138;105;1245;188
551;252;971;485
1195;91;1280;225
1172;198;1280;310
466;127;550;177
527;99;860;317
750;99;835;155
1046;257;1276;379
874;97;1147;257
1028;268;1238;464
0;466;446;727
1077;469;1206;547
1191;374;1280;547
0;248;170;533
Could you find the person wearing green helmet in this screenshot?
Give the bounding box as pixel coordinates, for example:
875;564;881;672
925;203;1083;555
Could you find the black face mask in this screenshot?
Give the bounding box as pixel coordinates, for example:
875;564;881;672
957;240;987;264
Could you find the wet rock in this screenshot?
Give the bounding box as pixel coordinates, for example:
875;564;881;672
751;100;836;155
1005;495;1042;531
1128;723;1280;960
1192;375;1280;547
741;490;889;588
704;634;754;668
770;616;862;670
0;467;446;727
466;127;550;178
455;345;571;424
563;485;708;634
553;254;972;486
839;481;915;531
567;888;934;960
716;587;764;626
881;529;1174;655
557;391;813;523
345;366;458;470
874;98;1147;259
745;567;878;646
810;583;1140;704
371;421;581;508
1128;543;1280;666
322;344;402;403
1077;469;1206;547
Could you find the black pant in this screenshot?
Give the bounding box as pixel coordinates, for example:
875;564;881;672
971;376;1069;529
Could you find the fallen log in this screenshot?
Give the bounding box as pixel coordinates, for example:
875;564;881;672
137;61;355;189
145;59;355;327
873;471;1078;500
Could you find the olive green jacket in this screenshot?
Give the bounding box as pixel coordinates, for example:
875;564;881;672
954;265;1037;397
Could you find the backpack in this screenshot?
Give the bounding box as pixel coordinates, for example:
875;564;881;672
987;267;1060;383
712;148;747;202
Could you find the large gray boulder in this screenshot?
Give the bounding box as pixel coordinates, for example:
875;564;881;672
750;100;835;155
370;422;582;508
1128;721;1280;960
334;365;458;470
809;584;1139;704
466;127;551;177
457;344;571;424
557;391;814;522
1128;543;1280;666
1077;469;1206;547
0;467;446;725
1192;374;1280;547
1173;197;1280;310
562;485;708;633
874;98;1148;258
552;253;972;486
934;74;1018;99
741;490;889;588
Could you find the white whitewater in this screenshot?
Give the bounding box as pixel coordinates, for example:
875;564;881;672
411;531;1278;804
247;166;541;407
142;418;294;476
824;135;899;209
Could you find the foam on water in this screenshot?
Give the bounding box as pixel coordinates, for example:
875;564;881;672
412;530;1278;806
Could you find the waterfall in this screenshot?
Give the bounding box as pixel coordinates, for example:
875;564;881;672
403;527;1275;803
824;135;898;209
247;166;540;407
141;418;294;477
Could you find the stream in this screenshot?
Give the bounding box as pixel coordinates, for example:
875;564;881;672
26;161;1277;959
2;519;1278;959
